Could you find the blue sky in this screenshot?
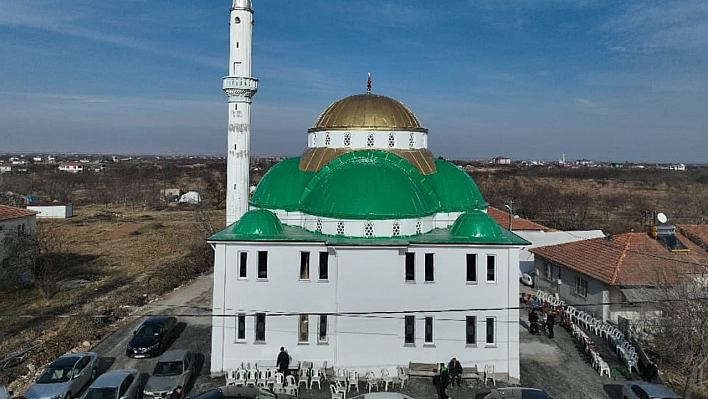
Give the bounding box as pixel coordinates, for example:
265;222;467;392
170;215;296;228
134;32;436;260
1;0;707;163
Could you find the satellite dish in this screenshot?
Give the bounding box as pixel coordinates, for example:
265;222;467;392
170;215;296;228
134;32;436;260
657;212;668;224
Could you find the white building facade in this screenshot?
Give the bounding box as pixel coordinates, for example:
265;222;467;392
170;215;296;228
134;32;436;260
26;202;74;219
0;205;38;266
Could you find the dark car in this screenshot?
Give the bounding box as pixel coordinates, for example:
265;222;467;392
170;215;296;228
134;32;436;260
143;350;195;399
126;317;177;358
622;381;680;399
191;386;295;399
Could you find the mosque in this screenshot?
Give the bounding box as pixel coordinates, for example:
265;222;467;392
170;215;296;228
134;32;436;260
210;0;527;381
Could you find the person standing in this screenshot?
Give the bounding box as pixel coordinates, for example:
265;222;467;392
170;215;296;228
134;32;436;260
169;386;183;399
547;311;556;339
644;361;659;383
528;309;540;335
438;362;450;399
277;347;290;375
448;358;463;387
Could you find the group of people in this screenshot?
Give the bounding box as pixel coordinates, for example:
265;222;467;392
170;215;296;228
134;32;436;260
528;308;557;338
436;358;463;399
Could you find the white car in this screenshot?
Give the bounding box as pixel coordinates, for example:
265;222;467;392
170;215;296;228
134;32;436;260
81;369;141;399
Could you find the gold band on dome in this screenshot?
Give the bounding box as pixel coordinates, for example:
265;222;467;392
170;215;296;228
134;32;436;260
299;148;437;175
308;94;428;133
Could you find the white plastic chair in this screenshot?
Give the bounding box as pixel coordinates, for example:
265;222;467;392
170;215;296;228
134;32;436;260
273;372;285;392
484;364;496;385
347;371;359;392
365;371;379;393
396;366;408;389
336;369;348;387
234;369;247;387
380;368;393;391
246;369;258;387
330;384;344;399
310;368;323;390
285;375;298;396
225;370;237;386
298;368;310;390
265;369;275;389
257;369;269;388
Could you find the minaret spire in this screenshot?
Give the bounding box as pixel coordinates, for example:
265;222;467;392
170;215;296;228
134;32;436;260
224;0;258;225
367;72;372;94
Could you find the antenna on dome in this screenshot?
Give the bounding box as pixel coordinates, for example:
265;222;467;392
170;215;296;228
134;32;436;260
367;72;372;94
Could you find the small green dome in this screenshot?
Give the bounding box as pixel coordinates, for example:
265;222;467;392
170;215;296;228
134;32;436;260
250;157;316;211
426;159;489;212
299;151;440;220
230;209;283;235
450;211;503;238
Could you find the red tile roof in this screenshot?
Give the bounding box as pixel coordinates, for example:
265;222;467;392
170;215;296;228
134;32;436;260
0;205;38;222
678;225;708;250
487;206;555;231
530;232;708;286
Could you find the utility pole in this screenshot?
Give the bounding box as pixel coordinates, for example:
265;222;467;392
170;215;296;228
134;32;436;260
505;199;514;231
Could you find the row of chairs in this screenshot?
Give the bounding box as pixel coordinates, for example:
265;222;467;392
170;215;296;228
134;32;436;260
226;369;301;396
570;323;611;378
536;290;565;308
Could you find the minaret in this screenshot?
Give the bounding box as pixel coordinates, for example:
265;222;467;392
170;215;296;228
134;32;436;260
224;0;258;225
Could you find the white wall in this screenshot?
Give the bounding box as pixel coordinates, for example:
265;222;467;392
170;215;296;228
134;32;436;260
26;204;73;219
211;241;520;381
515;230;604;274
0;215;37;264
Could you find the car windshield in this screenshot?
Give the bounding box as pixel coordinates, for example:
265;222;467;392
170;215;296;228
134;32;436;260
153;361;183;376
136;324;162;337
36;366;74;383
83;387;118;399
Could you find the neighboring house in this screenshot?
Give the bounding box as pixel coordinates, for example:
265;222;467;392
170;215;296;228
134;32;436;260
58;162;85;173
678;225;708;252
26;202;74;219
487;207;605;275
0;163;13;174
530;228;708;324
0;205;38;267
160;188;183;202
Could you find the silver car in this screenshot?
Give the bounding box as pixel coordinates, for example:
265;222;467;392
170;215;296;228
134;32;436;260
26;352;100;399
81;369;141;399
143;350;194;399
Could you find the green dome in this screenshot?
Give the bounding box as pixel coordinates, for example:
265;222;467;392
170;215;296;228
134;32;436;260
230;209;283;235
250;157;316;211
426;159;488;212
299;151;440;220
450;211;503;238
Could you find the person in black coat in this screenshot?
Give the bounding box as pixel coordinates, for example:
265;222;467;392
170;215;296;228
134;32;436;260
276;347;290;375
529;309;540;335
448;358;463;387
547;311;556;339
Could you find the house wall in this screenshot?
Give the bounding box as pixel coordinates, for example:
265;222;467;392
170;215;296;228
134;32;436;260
0;215;37;266
533;257;609;321
211;242;520;381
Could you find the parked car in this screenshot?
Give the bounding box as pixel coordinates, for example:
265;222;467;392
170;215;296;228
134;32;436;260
143;350;194;399
190;386;295;399
484;387;554;399
81;369;141;399
622;381;680;399
0;386;12;399
126;317;177;358
25;352;100;399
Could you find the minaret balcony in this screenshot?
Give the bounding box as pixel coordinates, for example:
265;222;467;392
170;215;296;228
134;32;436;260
223;76;259;98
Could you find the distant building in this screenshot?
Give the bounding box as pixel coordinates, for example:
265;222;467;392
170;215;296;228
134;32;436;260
668;163;686;171
58;162;85;173
26;202;74;219
492;156;511;165
0;163;12;174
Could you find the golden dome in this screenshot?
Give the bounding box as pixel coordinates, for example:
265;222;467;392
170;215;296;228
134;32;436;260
308;94;427;133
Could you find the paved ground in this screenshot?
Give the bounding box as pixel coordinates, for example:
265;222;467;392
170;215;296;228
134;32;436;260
85;276;640;399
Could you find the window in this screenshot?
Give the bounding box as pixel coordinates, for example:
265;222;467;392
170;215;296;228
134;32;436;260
312;133;317;146
343;133;351;147
404;315;415;344
466;316;476;345
237;314;246;341
337;221;345;235
367;134;375;147
392;221;400;236
486;255;496;282
415;220;422;234
466;254;477;283
318;315;328;343
257;251;268;279
424;253;434;282
544;262;552;281
316;218;322;233
318;252;329;280
325;134;331;146
409;133;415;148
300;252;310;280
574;276;588;298
388;133;395;148
405;253;415;282
424;317;433;344
255;313;266;342
364;221;374;237
238;252;247;279
486;317;495;345
298;315;308;343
